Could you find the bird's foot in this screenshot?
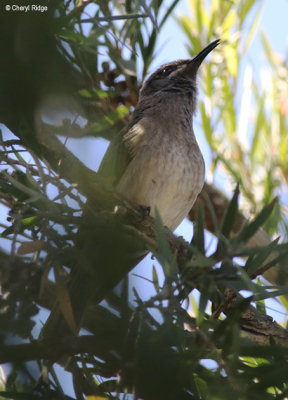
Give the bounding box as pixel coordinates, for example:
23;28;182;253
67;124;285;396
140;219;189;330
138;204;151;219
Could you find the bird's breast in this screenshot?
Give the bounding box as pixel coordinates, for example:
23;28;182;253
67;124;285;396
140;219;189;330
117;116;205;231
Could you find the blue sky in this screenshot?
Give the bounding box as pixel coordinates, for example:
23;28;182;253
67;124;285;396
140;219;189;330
154;0;288;65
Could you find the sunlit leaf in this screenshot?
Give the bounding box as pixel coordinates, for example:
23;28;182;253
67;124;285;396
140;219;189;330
224;43;238;78
222;9;237;33
242;4;262;54
261;31;279;68
152;265;160;292
117;58;137;77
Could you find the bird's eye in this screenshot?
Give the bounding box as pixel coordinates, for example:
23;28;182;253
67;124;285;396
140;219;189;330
152;65;177;81
161;65;176;76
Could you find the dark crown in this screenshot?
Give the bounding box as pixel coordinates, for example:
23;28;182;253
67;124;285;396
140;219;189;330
140;39;220;97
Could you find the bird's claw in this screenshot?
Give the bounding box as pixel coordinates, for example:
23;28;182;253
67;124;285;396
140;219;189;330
138;204;151;219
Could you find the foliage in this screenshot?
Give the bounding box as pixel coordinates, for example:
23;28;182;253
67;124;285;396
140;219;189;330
0;0;288;400
177;0;288;237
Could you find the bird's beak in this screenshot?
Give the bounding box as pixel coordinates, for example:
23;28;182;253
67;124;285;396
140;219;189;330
186;39;220;77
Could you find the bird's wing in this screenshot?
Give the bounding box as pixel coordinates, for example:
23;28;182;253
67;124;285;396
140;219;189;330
97;127;133;186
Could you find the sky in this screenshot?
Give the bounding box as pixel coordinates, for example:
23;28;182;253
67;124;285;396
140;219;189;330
156;0;288;63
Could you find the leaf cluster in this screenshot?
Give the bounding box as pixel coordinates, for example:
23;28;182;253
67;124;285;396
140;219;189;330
177;0;288;237
1;143;288;399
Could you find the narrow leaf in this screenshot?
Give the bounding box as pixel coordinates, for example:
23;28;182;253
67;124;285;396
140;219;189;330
153;208;177;277
220;183;240;238
234;198;278;245
17;240;44;255
54;266;77;334
191;203;205;254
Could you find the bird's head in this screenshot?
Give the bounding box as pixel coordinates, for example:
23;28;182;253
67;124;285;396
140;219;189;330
140;39;220;98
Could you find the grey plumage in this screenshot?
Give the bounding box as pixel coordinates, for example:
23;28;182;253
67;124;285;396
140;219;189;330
99;39;220;230
41;40;220;339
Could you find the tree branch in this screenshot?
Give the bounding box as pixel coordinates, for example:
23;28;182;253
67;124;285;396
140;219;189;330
3;120;288;351
190;183;288;286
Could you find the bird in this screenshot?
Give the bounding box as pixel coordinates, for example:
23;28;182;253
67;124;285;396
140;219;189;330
41;40;220;338
98;39;220;231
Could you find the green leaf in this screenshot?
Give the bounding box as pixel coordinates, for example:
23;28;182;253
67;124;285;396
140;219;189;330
215;184;240;257
197;289;209;325
152;265;160;292
176;15;198;50
253;287;288;301
245;238;280;276
194;374;209;398
78;89;93;98
1;216;41;237
186;253;215;268
220;184;240;239
196;0;203;34
98;378;117;392
233;198;278;245
139;0;158;30
159;0;180;29
255;282;266;314
261;31;278;69
58;29;85;43
0;392;42;399
200;102;214;144
250;94;265;163
90;106;129;133
117;58;137;77
239;0;259;27
222;9;237;33
153;208;177;278
242;3;262;54
191;203;205;254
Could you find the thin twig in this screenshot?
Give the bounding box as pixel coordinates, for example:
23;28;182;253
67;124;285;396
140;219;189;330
80;14;148;23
